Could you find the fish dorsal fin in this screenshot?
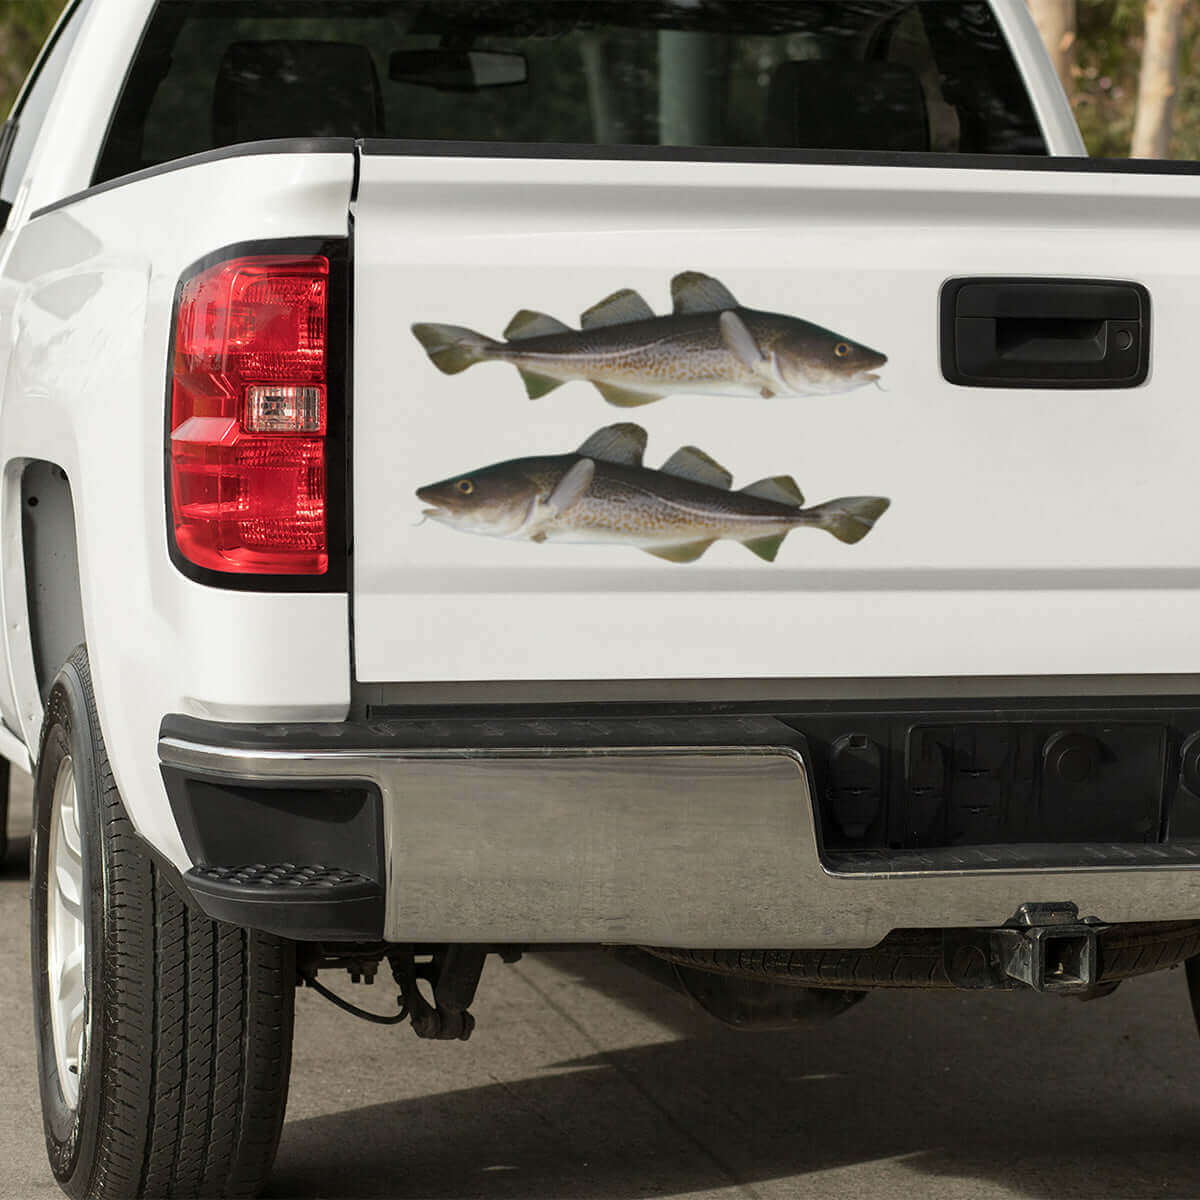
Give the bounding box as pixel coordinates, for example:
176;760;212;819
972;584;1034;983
671;271;739;315
740;475;805;507
505;309;572;341
576;423;647;466
660;446;733;490
580;289;655;330
546;457;595;514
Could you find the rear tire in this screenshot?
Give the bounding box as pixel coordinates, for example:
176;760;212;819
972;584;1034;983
31;646;295;1199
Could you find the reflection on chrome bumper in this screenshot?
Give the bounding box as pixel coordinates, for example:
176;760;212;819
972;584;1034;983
157;734;1200;949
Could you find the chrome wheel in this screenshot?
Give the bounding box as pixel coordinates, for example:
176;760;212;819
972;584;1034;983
46;755;86;1109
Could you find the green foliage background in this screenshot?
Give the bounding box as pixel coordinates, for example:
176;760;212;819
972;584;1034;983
1074;0;1200;157
0;1;1195;159
0;0;63;116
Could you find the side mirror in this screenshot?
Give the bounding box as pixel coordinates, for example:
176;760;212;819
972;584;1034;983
389;49;528;92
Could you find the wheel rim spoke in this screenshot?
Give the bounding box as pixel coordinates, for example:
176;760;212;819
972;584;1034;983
58;786;82;860
57;944;84;1007
46;756;87;1109
54;859;83;918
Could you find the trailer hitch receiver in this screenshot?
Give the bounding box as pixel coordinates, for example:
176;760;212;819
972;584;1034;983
942;903;1107;993
992;903;1105;994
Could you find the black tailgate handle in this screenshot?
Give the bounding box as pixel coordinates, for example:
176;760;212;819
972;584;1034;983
940;278;1150;388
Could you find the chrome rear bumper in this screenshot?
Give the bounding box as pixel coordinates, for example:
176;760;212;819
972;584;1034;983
158;725;1200;948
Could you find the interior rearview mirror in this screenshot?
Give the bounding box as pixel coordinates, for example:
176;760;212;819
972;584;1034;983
389;49;528;92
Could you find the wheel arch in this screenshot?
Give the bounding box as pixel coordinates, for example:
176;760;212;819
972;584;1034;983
21;460;85;701
1;458;85;760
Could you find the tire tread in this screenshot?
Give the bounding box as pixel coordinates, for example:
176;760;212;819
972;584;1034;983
37;648;293;1200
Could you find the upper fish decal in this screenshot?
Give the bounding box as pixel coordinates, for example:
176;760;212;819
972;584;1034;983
416;423;890;563
411;272;887;407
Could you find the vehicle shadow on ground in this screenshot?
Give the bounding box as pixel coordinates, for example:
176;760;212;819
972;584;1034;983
0;835;30;880
4;772;33;882
271;952;1200;1200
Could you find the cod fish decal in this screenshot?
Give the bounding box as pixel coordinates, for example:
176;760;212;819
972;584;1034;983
412;272;886;407
417;423;890;563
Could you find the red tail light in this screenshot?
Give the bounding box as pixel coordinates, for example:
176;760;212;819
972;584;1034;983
170;254;330;575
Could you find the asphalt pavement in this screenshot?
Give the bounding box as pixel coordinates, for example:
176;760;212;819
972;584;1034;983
3;770;1200;1200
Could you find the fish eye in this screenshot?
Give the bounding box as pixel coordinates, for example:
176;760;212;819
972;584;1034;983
834;342;851;358
456;479;474;495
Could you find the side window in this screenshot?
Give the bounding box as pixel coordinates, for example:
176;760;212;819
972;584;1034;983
0;0;94;225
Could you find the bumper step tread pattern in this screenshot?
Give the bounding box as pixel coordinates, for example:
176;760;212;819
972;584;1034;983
189;863;376;891
644;922;1200;990
184;863;385;941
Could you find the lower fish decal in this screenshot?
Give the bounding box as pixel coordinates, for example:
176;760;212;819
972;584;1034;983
412;271;886;407
416;423;890;563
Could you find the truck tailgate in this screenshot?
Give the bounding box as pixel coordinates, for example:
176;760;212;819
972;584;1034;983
352;150;1200;684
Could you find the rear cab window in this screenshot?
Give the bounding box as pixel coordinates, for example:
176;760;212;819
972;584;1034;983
95;0;1047;184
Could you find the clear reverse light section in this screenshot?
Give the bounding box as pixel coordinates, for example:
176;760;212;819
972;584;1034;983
170;254;329;576
245;384;324;433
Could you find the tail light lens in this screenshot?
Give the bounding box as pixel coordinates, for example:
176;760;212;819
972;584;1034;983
170;254;330;576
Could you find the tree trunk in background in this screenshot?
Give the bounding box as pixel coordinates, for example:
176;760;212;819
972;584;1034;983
1026;0;1077;96
1131;0;1186;159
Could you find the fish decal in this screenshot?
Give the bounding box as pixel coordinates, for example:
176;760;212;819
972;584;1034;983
416;423;890;563
411;272;887;407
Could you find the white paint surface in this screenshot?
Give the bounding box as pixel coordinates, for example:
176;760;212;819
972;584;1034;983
353;153;1200;682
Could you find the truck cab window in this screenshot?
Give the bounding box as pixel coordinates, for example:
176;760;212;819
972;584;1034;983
96;0;1047;183
0;0;94;223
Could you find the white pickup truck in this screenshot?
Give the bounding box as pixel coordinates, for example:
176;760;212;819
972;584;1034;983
5;0;1200;1195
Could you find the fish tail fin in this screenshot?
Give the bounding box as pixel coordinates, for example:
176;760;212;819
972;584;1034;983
411;323;498;375
804;497;891;545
